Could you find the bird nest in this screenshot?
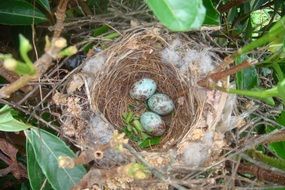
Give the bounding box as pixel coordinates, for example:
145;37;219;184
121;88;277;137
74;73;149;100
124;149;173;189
86;29;226;151
55;27;231;189
56;26;230;157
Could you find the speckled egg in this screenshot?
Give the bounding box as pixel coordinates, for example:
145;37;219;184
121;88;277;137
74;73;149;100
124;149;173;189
140;112;166;136
129;78;157;101
148;93;175;115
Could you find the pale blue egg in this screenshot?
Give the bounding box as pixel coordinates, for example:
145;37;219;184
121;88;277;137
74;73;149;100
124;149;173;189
140;112;166;136
129;78;157;100
148;93;174;115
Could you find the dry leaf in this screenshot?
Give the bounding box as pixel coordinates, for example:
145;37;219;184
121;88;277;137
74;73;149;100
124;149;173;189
67;97;82;116
0;138;27;179
52;91;68;105
67;74;84;94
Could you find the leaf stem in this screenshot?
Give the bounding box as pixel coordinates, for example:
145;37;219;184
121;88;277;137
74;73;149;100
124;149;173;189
247;149;285;171
228;86;278;98
272;63;284;81
233;17;285;58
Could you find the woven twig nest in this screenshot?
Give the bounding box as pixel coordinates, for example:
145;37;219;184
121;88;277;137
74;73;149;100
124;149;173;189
68;27;230;151
58;27;232;189
90;33;198;150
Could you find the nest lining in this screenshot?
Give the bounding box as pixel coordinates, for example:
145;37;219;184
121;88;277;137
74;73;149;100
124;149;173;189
91;35;198;150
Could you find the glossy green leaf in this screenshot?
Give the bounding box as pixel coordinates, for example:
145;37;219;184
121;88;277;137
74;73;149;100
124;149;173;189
146;0;206;31
203;0;220;25
236;67;258;89
0;105;32;132
36;0;50;11
0;0;47;25
25;128;86;190
235;55;258;90
26;140;53;190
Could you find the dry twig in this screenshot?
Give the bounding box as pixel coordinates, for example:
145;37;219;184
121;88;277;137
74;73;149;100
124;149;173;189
0;0;69;98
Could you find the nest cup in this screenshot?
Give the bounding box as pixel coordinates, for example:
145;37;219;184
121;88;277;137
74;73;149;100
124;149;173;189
91;33;198;151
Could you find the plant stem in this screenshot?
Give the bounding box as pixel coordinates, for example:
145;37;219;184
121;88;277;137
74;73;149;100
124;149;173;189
233;17;285;58
228;86;278;98
272;63;284;81
247;149;285;171
236;162;285;185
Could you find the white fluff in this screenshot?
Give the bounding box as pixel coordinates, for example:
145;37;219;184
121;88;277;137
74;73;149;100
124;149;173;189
160;41;183;67
89;115;114;144
183;131;214;167
82;54;106;88
88;115;127;165
161;47;182;67
160;40;216;75
181;50;215;74
183;142;209;167
202;131;214;145
82;55;106;74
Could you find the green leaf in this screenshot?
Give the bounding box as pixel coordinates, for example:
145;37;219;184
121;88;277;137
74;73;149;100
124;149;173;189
25;128;86;190
0;105;32;132
36;0;50;11
123;127;140;142
92;25;109;37
139;136;161;148
146;0;206;31
251;87;275;106
266;112;285;160
87;0;109;14
276;112;285;125
0;0;47;25
203;0;220;25
235;55;258;90
269;142;285;160
26;140;53;190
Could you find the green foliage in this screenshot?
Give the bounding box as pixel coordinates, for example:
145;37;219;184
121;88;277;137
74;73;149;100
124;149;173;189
223;0;283;40
36;0;51;12
247;149;285;171
227;16;285;106
235;55;258;90
0;34;36;75
0;0;47;25
122;110;161;148
25;128;86;190
27;141;53;190
92;25;110;37
269;141;285;160
146;0;206;31
0;105;32;132
87;0;109;14
267;112;285;160
203;0;220;25
138;136;161;148
251;9;271;36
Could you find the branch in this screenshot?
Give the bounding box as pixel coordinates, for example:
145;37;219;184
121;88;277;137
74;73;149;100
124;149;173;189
0;63;20;84
197;59;256;88
218;0;250;13
78;0;93;16
0;0;69;98
237;163;285;185
262;130;285;144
